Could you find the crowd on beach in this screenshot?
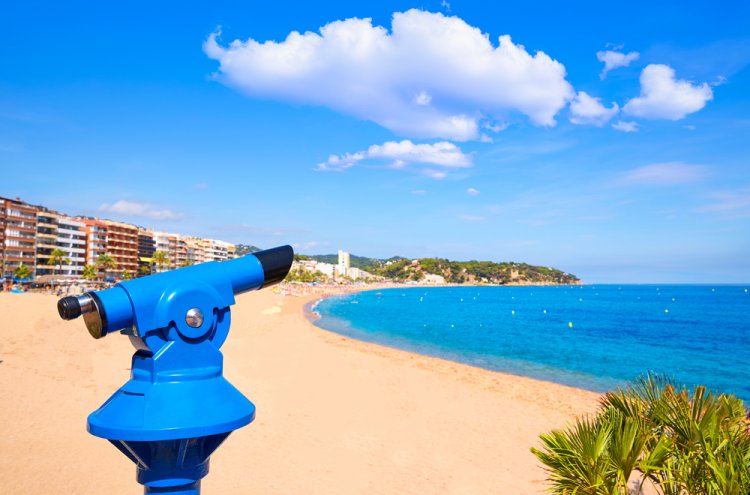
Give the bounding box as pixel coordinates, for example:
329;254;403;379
0;280;109;296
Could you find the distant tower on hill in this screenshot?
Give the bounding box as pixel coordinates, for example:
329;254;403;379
337;250;350;278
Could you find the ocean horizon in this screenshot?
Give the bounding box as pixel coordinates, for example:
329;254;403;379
312;284;750;401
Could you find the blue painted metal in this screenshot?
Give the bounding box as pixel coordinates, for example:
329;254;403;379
77;249;290;494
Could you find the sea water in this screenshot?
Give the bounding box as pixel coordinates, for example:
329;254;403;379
312;285;750;401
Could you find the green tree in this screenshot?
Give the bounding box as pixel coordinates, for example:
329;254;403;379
14;263;32;280
82;264;97;281
151;251;169;273
47;248;70;291
180;260;193;268
138;264;151;276
122;270;134;280
532;374;750;495
95;254;117;281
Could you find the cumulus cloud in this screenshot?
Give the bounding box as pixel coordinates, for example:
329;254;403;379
467;187;480;195
99;200;183;220
618;162;708;186
612;120;639;133
597;49;640;79
623;64;713;120
204;9;574;141
317;140;471;178
569;91;619;126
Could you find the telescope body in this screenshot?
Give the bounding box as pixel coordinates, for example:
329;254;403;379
58;246;293;494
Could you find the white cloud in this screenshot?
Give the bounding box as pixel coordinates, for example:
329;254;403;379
483;121;509;133
596;49;640;79
414;91;431;106
317;139;472;178
696;187;750;214
204;9;574;141
411;189;427;195
422;169;448;180
467;187;480;196
569;91;619;126
619;162;708;186
99;200;183;220
612;120;639;133
458;214;484;222
623;64;713;120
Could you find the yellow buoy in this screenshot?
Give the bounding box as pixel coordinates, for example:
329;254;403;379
511;310;515;315
568;321;573;328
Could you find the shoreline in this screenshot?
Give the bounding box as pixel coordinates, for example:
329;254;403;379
294;283;606;405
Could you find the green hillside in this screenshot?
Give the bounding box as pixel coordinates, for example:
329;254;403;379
300;253;579;285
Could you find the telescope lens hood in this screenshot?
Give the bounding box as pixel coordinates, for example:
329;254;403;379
253;245;294;287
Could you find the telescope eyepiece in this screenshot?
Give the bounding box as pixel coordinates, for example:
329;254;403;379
57;294;95;320
58;296;82;320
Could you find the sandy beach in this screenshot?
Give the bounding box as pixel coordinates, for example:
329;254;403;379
0;288;600;494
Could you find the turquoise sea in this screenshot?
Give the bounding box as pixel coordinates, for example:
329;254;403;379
312;285;750;401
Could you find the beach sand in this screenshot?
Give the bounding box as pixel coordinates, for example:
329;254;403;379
0;289;599;494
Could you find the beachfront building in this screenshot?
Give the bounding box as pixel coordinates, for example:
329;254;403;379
102;219;138;276
336;250;351;278
80;219;108;266
203;239;235;262
182;236;206;266
315;262;336;278
35;210;86;280
0;196;38;279
137;229;155;275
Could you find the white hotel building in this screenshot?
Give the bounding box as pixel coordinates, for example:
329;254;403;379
35;211;86;279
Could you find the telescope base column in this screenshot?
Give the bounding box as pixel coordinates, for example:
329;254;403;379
144;481;200;495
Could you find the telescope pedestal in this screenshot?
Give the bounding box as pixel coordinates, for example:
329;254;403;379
144;482;200;495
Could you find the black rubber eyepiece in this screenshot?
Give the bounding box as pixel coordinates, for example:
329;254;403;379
253;245;294;288
58;296;82;320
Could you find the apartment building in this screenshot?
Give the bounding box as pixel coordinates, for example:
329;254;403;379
337;250;351;278
152;231;178;270
204;239;236;262
0;196;38;279
183;236;206;266
102;220;138;274
137;229;155;275
2;195;243;281
35;210;86;279
80;219;108;266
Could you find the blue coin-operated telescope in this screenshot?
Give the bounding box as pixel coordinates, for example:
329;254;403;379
57;245;294;495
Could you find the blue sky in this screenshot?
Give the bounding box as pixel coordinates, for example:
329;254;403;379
2;0;749;283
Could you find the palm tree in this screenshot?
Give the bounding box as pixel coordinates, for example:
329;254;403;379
122;270;134;280
532;374;750;495
151;251;169;274
95;254;117;281
82;264;97;282
47;248;70;291
14;263;31;281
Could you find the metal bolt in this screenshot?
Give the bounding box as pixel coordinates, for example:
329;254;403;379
185;308;204;328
